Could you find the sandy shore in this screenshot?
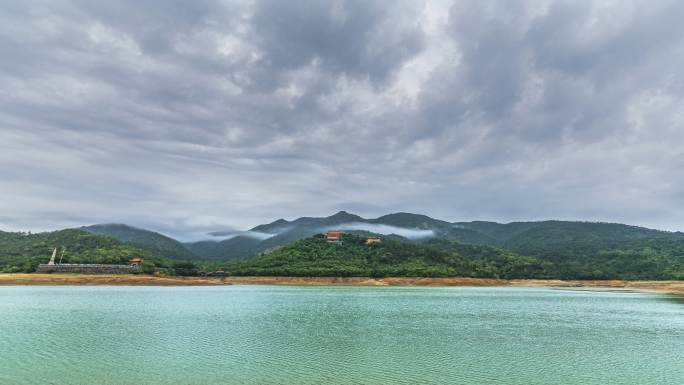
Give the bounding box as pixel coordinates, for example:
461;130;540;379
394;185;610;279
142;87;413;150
0;274;682;294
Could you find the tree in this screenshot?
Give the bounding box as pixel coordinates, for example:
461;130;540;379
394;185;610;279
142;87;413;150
172;261;199;276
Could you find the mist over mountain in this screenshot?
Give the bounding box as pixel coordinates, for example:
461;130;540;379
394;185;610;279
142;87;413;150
3;210;684;279
75;212;684;265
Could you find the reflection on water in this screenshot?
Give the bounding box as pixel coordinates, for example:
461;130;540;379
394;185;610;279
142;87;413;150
661;294;684;305
550;286;644;293
0;286;683;385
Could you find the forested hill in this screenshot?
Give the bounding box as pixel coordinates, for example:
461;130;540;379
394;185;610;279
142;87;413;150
81;224;194;259
226;234;554;279
3;214;684;279
455;221;684;273
2;226;684;279
182;212;684;261
184;236;262;261
225;233;684;280
456;220;683;246
0;229;170;273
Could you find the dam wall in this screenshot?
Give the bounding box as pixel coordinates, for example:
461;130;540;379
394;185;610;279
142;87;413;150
36;264;140;274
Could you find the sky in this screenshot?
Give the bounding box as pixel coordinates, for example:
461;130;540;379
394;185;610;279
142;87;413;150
1;0;684;240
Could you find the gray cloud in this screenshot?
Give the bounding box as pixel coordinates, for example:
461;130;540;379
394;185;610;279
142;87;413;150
1;0;684;236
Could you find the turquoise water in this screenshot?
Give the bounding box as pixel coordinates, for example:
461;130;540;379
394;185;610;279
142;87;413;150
0;286;683;384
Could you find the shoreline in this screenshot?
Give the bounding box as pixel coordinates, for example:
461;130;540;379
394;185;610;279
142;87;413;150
0;274;682;294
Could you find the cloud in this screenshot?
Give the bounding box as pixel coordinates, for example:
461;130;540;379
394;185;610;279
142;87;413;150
1;0;684;235
206;230;275;241
328;222;435;240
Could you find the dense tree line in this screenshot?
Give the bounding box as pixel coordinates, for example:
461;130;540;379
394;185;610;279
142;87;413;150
487;224;684;279
224;234;555;279
223;233;684;280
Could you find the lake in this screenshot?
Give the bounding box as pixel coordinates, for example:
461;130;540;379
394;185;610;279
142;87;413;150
0;286;683;384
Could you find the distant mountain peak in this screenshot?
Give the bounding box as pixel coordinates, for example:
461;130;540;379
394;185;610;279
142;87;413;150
250;218;292;233
373;212;450;228
83;223;134;229
327;211;364;221
377;212;433;220
81;223;194;259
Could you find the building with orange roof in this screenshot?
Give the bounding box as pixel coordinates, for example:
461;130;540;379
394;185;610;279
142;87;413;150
325;230;344;242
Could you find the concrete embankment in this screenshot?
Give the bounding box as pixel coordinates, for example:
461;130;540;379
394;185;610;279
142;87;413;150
0;274;224;286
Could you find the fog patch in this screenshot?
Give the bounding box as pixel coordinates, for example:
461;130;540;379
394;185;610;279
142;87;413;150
328;222;435;239
207;230;276;241
256;224;294;235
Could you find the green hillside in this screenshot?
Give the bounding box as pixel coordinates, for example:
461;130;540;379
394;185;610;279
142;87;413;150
191;212;684;262
453;221;541;243
187;211;498;260
455;220;683;248
186;211;372;260
148;212;684;272
184;236;262;260
0;229;170;273
500;221;682;255
81;224;194;259
225;234;552;279
491;222;684;279
223;231;684;280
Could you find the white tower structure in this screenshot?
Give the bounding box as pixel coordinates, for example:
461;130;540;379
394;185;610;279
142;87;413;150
48;248;57;265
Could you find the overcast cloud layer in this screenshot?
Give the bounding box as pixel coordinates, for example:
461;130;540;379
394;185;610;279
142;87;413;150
2;0;684;239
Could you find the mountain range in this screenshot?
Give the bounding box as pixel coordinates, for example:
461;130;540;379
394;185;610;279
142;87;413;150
2;211;684;279
79;211;684;262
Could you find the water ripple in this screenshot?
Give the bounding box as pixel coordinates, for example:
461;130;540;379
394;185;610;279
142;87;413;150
0;286;683;384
